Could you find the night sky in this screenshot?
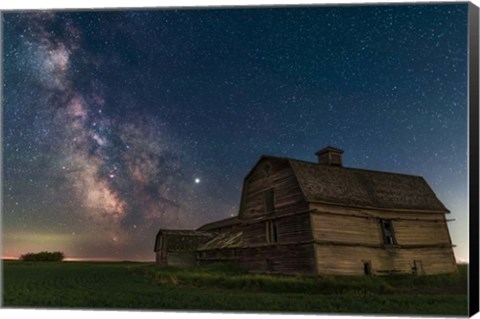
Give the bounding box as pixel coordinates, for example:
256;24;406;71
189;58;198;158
2;4;469;261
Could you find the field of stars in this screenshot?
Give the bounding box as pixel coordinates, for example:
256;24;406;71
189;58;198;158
2;4;469;261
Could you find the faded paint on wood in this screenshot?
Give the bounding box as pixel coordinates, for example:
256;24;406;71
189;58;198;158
311;212;452;247
243;213;312;245
238;243;316;275
155;251;197;267
311;213;382;245
309;204;453;247
310;202;448;219
314;244;457;276
239;159;308;219
393;219;451;245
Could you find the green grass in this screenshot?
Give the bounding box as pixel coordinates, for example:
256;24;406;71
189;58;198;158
2;260;468;315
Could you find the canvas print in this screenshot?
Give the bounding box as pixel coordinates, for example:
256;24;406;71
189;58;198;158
1;2;473;316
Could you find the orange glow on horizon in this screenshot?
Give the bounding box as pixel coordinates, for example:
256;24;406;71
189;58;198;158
1;255;154;262
63;257;154;262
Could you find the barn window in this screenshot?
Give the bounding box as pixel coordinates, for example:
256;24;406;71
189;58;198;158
264;189;275;213
381;219;396;245
266;219;278;243
363;261;372;275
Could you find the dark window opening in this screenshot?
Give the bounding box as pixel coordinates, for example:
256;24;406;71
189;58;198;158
265;189;275;213
363;261;372;275
381;219;396;245
266;220;278;243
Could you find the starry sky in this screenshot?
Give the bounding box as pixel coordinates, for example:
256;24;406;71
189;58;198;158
2;4;469;261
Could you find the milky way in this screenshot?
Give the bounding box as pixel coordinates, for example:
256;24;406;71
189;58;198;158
2;5;469;261
3;12;206;259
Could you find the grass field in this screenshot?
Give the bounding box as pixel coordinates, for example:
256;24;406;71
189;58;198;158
2;260;468;315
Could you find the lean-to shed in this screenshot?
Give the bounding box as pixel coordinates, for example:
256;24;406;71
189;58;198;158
154;230;215;267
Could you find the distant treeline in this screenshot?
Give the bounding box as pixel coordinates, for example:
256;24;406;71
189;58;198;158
20;251;64;262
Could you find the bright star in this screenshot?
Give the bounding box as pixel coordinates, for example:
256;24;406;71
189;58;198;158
195;178;201;184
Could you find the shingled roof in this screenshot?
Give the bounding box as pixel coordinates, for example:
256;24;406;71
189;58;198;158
288;159;448;213
197;216;240;232
154;229;215;252
197;231;243;251
245;155;448;213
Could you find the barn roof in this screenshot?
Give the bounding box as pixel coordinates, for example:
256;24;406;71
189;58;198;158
154;229;215;252
249;155;448;213
197;216;240;231
156;229;214;237
197;231;243;251
290;159;448;212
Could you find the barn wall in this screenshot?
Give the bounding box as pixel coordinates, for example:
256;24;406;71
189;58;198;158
309;203;448;220
243;213;312;245
240;160;308;219
311;213;382;245
309;204;454;246
393;219;451;245
238;243;316;275
314;244;457;275
156;251;167;266
197;249;239;265
167;251;197;267
310;204;456;276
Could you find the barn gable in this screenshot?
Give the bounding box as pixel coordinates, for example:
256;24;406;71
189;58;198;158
237;154;448;219
238;156;307;220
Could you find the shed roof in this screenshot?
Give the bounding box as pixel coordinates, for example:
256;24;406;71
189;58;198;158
154;229;215;252
156;229;214;237
197;216;240;231
197;231;243;251
243;155;448;213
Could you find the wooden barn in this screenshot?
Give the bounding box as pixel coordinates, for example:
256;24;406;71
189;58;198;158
155;146;458;276
154;230;214;267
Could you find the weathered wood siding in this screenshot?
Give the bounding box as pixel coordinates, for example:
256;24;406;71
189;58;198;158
156;251;197;267
311;213;452;246
309;202;448;220
243;213;312;245
311;213;382;245
236;212;316;274
197;249;239;265
393;219;451;245
166;251;197;267
239;159;307;219
314;245;457;275
309;203;454;246
309;203;457;275
238;243;316;275
156;251;167;266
